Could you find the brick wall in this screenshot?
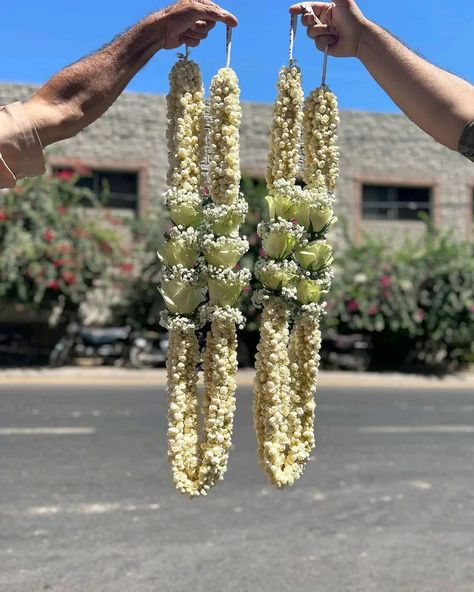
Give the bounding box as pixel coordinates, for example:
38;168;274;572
1;82;473;243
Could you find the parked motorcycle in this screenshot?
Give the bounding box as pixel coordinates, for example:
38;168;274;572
129;330;168;369
49;323;168;368
320;330;372;372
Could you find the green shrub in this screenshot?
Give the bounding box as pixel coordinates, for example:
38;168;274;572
0;170;124;314
326;224;474;370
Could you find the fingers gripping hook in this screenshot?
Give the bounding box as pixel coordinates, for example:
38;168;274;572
299;2;331;85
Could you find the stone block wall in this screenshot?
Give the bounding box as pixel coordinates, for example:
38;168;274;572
1;82;472;243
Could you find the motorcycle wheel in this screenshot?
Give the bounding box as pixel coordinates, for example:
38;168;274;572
129;345;148;369
49;337;74;367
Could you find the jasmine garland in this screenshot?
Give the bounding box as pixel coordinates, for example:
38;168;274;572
160;55;248;498
253;52;340;488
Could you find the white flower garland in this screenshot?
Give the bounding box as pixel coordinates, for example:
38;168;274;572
266;65;304;191
160;56;247;497
208;68;242;205
304;86;340;192
253;62;340;487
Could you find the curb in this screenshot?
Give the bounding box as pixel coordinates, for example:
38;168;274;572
0;368;473;390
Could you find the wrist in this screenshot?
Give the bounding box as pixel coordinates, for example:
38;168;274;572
354;19;378;61
141;11;167;52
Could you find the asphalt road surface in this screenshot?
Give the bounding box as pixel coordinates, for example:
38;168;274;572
2;384;474;592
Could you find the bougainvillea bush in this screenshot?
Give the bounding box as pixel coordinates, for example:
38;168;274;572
0;170;126;316
326;225;474;371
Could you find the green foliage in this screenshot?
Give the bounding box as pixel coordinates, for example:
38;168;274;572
0;171;125;313
240;177;268;332
325;226;474;370
115;214;165;328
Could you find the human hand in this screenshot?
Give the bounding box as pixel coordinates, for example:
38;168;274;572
159;0;237;50
289;0;368;58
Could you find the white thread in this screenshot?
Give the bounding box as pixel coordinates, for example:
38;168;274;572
322;46;328;86
289;14;297;65
300;2;330;86
226;26;232;68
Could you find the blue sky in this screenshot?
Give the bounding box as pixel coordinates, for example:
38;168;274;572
1;1;473;112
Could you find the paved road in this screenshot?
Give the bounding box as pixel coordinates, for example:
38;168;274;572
1;385;474;592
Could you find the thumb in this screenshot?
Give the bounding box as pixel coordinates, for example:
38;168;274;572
195;3;238;27
289;0;355;15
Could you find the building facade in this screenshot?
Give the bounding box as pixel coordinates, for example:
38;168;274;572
1;83;473;244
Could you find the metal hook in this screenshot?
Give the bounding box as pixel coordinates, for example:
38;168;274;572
300;2;329;85
225;26;232;68
289;14;298;65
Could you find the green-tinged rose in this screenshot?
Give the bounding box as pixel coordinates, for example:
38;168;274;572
169;203;202;228
158;239;199;269
294;241;334;271
296;279;324;305
310;206;335;233
266;194;298;221
159;280;205;315
293;204;311;230
204;242;242;268
211;212;244;236
259;267;297;291
263;230;299;260
208;278;244;307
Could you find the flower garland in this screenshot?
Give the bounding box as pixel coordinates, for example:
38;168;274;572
253;57;340;487
159;53;248;497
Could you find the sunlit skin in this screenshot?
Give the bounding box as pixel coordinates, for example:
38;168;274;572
290;0;474;151
22;0;237;148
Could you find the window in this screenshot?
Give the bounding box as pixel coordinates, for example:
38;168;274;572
362;184;432;221
54;167;139;212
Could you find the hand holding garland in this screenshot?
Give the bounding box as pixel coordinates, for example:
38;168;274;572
25;1;237;148
291;0;474;154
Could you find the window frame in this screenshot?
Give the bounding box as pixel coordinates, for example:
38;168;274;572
49;159;149;216
354;176;439;240
361;184;432;222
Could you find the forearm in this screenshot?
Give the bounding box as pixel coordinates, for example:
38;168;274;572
25;13;166;146
357;21;474;150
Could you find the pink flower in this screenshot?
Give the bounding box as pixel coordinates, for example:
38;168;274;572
379;275;391;289
57;206;67;215
259;248;266;257
248;234;258;246
56;169;75;182
0;209;7;221
73;228;88;239
367;305;379;316
346;298;359;313
468;305;474;313
43;229;55;242
58;243;72;254
120;262;134;273
70;160;90;176
414;308;425;322
61;271;76;285
46;279;60;291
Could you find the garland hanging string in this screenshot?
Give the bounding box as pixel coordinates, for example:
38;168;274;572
253;11;340;488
